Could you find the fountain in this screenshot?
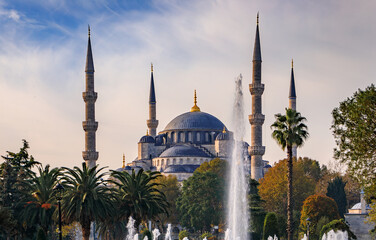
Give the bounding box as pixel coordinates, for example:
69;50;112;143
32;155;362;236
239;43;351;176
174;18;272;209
126;217;137;240
227;74;250;240
152;228;160;240
164;224;172;240
182;238;189;240
321;230;348;240
267;235;278;240
143;237;149;240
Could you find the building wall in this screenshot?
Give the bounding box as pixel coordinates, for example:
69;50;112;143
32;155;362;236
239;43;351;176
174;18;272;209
345;214;374;240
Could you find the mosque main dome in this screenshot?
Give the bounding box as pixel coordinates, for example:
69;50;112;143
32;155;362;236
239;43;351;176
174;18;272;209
162;111;226;132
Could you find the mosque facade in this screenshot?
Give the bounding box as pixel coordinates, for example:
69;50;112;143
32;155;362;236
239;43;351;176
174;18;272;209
82;17;301;181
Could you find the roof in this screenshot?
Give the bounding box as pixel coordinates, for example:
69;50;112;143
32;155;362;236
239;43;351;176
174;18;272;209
163;164;201;173
163;111;226;131
351;203;371;210
139;135;155;143
289;67;296;98
159;144;211;158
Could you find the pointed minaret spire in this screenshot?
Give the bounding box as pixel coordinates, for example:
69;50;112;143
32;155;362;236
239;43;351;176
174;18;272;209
122;154;125;168
289;59;297;158
82;26;99;168
147;63;158;137
249;13;265;180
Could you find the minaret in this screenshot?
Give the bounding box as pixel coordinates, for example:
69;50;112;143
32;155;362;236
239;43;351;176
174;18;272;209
289;59;297;158
249;13;265;180
147;63;158;137
82;26;98;168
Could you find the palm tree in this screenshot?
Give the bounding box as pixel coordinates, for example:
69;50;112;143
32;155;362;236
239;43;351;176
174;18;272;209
271;108;308;240
110;169;169;229
19;164;62;236
61;163;115;240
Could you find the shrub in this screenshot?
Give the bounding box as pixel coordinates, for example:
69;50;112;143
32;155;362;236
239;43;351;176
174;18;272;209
320;219;357;239
201;231;214;239
263;212;279;240
179;230;189;240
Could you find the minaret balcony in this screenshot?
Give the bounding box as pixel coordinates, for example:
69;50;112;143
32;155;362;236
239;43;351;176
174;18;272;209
249;83;265;95
82;151;99;161
147;119;159;128
248;146;265;156
249;113;265;125
82;92;98;102
82;121;98;131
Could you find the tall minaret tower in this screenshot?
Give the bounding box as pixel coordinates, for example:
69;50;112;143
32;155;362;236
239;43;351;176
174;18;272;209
82;26;98;168
289;60;297;158
147;63;158;137
249;13;265;180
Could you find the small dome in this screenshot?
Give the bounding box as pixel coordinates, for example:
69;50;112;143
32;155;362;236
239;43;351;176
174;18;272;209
263;164;272;169
163;111;226;131
351;202;371;210
159;144;211;158
163;164;201;173
139;135;155;143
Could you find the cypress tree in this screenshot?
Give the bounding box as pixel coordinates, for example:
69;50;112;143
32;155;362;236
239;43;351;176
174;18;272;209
263;212;279;240
326;177;347;218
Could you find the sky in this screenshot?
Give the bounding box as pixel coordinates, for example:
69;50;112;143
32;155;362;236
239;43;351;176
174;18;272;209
0;0;375;171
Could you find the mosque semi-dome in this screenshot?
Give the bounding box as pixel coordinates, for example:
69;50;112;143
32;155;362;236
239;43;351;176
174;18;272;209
159;144;211;158
139;135;155;143
162;111;226;132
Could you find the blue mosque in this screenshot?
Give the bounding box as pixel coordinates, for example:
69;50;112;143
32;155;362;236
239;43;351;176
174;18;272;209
82;16;300;181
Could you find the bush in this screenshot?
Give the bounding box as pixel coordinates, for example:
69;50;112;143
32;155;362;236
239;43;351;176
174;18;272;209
141;228;152;240
201;232;214;239
263;212;279;240
315;216;330;237
179;230;189;240
320;219;357;239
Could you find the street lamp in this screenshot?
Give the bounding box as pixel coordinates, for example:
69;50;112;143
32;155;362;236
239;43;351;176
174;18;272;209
306;217;311;240
54;183;64;240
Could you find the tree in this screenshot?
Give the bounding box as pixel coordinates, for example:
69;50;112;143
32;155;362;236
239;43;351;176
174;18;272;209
249;179;266;240
177;171;224;231
270;108;309;240
258;158;316;216
326;176;347;218
153;175;180;227
300;194;340;240
196;158;227;179
331;84;376;190
61;163;115;240
19;164;62;237
110;169;169;227
263;212;279;240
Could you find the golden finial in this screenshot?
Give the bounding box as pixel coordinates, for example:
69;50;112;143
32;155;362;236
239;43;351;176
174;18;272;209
122;153;125;168
88;25;91;37
190;90;201;112
222;127;226;133
291;59;294;68
146;129;149;136
151;63;153;73
257;12;259;25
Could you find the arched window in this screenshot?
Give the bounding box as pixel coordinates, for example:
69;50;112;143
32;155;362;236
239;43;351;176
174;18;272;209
188;132;192;142
157;159;160;166
161;159;164;165
179;132;184;142
205;132;209;142
196;132;201;142
171;132;175;143
173;158;176;164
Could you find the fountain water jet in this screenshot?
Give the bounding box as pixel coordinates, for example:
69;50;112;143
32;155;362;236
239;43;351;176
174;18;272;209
227;74;250;240
165;224;172;240
152;228;160;240
126;217;137;240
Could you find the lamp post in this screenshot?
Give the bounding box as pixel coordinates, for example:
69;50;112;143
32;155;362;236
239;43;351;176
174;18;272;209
306;217;311;240
54;183;64;240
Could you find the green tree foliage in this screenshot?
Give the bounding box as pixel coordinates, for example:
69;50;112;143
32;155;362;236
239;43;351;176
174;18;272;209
109;169;169;227
0;140;39;239
326;176;347;218
331;84;376;190
300;194;340;240
314;216;330;238
258;158;317;216
263;212;279;240
19;164;62;237
179;229;189;240
0;205;16;237
154;175;180;227
196;158;227;178
177;171;224;231
320;219;356;239
249;179;266;240
61;163;116;240
271;109;309;240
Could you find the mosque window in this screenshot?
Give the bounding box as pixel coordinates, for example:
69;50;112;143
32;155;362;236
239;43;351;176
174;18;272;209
188;132;192;142
179;132;185;142
173;158;176;164
157;159;160;166
196;132;201;142
205;132;209;142
161;159;164;165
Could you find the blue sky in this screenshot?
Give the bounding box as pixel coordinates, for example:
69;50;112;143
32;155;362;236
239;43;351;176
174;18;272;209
0;0;375;171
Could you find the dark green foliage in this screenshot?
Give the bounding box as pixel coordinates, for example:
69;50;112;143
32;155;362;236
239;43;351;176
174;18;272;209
179;229;189;240
36;227;47;240
141;228;152;240
320;219;357;239
176;171;224;232
249;179;266;240
326;177;347;218
315;216;330;238
263;212;279;240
